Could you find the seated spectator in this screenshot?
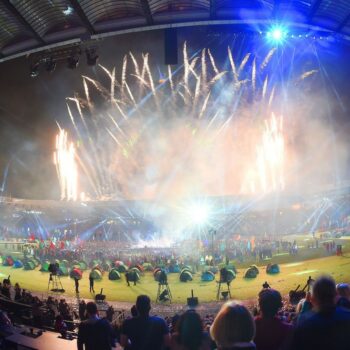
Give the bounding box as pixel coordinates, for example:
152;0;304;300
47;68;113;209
210;302;256;350
0;310;13;335
171;310;211;350
290;275;350;350
254;289;293;350
78;301;115;350
106;305;115;322
14;283;21;301
336;283;350;310
54;315;67;335
79;300;87;320
130;305;138;317
121;295;170;350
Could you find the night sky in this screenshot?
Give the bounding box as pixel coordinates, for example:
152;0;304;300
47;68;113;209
0;26;349;200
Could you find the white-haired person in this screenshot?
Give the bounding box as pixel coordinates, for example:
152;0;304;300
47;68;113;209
336;283;350;310
210;302;256;350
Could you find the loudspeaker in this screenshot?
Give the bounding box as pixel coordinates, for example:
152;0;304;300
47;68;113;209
95;288;106;302
164;28;178;65
187;289;198;307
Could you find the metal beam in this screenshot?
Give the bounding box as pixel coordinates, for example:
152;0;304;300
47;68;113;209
308;0;323;21
139;0;153;25
337;12;350;32
2;0;45;44
68;0;96;35
210;0;216;19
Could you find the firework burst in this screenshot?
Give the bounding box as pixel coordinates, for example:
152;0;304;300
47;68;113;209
54;43;315;201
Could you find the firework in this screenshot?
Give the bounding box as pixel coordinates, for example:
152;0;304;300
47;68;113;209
53;128;78;201
53;43;315;201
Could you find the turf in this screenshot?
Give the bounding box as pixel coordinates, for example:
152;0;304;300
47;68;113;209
1;253;350;303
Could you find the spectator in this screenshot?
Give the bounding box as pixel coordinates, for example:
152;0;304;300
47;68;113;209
295;291;313;326
0;310;13;335
106;305;115;322
121;295;170;350
171;310;211;350
210;302;256;350
254;289;293;350
130;305;138;317
79;300;87;320
54;315;67;335
14;283;21;301
290;276;350;350
336;283;350;310
78;301;115;350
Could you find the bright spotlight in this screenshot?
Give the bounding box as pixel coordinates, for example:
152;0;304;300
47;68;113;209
188;203;210;225
266;26;287;44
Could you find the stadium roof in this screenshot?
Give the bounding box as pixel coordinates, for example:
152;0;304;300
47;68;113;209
1;0;350;62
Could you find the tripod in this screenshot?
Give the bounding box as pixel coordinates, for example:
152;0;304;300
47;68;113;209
48;273;65;293
156;282;172;303
216;280;231;301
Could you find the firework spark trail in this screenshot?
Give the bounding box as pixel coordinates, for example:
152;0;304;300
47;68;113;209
125;82;137;106
54;129;78;201
260;48;276;71
108;114;128;141
208;49;219;75
238;53;251;75
228;47;238;82
209;71;227;85
262;76;268;99
183;42;190;100
300;69;318;81
121;55;128;95
256;113;285;192
83;78;92;111
201;49;207;90
168;65;174;93
198;92;211;119
193;76;201;108
269;87;275;106
129;52;141;77
82;75;111;99
252;58;256;92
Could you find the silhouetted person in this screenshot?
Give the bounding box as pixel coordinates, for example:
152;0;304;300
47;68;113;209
74;277;79;294
89;276;95;293
306;276;314;292
290;276;350;350
121;295;170;350
262;281;270;289
254;288;293;350
78;302;115;350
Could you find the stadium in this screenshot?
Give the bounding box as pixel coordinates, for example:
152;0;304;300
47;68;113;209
0;1;350;349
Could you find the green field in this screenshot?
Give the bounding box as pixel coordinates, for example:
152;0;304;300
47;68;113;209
1;253;350;303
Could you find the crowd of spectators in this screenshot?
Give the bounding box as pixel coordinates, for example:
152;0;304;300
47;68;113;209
0;275;350;349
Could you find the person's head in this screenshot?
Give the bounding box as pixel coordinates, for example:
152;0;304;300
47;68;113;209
55;315;63;322
258;288;282;319
86;302;98;317
136;295;151;316
336;283;350;299
176;310;203;350
131;305;138;317
311;276;336;310
210;302;255;349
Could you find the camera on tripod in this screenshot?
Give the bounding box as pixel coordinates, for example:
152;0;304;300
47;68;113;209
220;267;229;284
48;263;59;276
159;270;168;285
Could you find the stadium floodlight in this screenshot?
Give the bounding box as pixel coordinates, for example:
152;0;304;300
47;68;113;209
188;203;210;225
266;25;287;44
30;62;40;78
